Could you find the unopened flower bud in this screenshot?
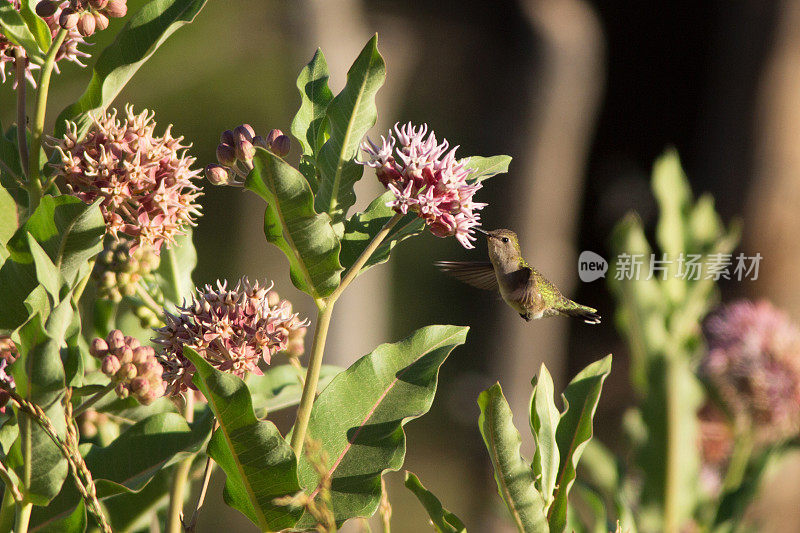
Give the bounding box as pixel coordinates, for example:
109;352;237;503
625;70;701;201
90;338;108;358
234;124;255;142
35;0;57;17
270;135;290;157
125;336;141;349
132;346;151;365
106;329;125;351
77;12;96;36
101;355;121;375
93;12;109;31
235;139;255;162
266;290;280;307
89;0;108;8
59;7;79;29
252;135;268;149
266;129;283;145
220;129;235;146
116;346;133;365
117;362;137;380
205;164;230;186
138;388;160;405
115;382;129;399
129;377;148;394
216;143;236;166
104;0;127;18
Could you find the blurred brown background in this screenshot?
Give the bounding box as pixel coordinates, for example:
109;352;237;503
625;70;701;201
4;0;800;531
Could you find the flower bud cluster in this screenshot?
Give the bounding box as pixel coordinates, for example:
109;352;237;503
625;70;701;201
77;409;110;438
90;330;165;405
1;1;88;88
93;238;160;302
52;105;202;252
360;122;486;249
0;337;18;413
37;0;127;37
155;278;308;396
205;125;291;186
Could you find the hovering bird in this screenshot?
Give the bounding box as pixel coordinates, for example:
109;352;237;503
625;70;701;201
435;228;601;324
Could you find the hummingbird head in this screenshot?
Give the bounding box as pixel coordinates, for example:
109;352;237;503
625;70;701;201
479;228;523;266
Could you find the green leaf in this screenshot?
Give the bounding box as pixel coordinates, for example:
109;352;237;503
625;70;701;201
315;35;386;235
0;195;104;332
54;0;208;138
156;228;196;306
184;347;302;531
297;325;469;527
101;463;176;533
245;148;342;299
404;471;467;533
291;48;333;189
478;383;548;533
530;364;560;508
467;155;512;182
0;183;21;246
33;500;86;533
19;0;50;52
549;355;612;533
249;364;343;415
26;233;62;301
339;191;425;273
0;2;44;65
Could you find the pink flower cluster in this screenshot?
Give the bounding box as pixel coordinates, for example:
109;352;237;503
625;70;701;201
154;278;308;397
89;330;165;405
703;300;800;443
53;105;202;252
0;1;89;87
360;123;486;249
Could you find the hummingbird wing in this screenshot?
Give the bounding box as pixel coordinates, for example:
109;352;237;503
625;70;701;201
434;261;498;290
508;266;544;311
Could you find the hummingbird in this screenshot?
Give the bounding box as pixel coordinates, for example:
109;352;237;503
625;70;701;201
435;228;601;324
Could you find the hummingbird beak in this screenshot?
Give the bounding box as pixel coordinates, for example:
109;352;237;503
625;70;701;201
474;227;488;236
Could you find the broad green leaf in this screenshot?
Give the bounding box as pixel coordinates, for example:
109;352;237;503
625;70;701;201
467;155;512;183
33;500;86;533
404;471;467;533
478;383;548;533
101;463;176;533
0;183;20;246
26;233;62;301
339;191;425;273
54;0;208;138
184;347;302;531
297;325;469;528
530;364;560;508
548;355;612;533
291;48;333;189
0;195;104;332
249;363;343;415
0;2;44;65
315;35;385;235
19;0;50;52
245;148;342;298
30;410;213;529
156;228;196;306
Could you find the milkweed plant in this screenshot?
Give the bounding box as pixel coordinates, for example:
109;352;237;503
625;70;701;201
0;1;796;532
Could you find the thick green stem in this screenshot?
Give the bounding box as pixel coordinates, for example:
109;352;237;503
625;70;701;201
74;382;116;417
721;427;752;493
290;302;334;455
290;213;403;457
14;501;32;533
166;393;194;533
14;49;28;178
27;28;67;214
20;413;32;495
0;485;15;532
663;359;681;533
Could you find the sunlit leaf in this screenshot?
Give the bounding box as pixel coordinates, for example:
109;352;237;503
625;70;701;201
404;471;467;533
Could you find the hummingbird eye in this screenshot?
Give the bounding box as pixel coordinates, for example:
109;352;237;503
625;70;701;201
501;237;509;243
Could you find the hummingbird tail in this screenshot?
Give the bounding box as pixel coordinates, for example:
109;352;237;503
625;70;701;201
562;304;601;325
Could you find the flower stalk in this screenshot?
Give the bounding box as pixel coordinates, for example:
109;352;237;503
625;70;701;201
73;382;116;417
166;392;194;533
14;48;28;177
290;212;403;456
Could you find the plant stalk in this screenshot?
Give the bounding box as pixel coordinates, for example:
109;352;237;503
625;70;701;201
0;487;16;532
663;358;682;533
165;393;194;533
14;49;29;178
27;28;67;214
184;453;215;532
74;382;116;417
14;501;32;533
290;213;403;457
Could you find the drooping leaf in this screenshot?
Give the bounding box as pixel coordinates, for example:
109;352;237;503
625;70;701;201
249;363;343;415
245;148;342;298
315;35;385;235
548;355;612;533
291;48;333;189
478;383;548;533
54;0;208;138
18;0;50;52
0;2;44;65
184;347;302;531
404;471;467;533
296;325;469;528
529;364;560;509
467;155;512;183
0;183;21;246
156;228;196;306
